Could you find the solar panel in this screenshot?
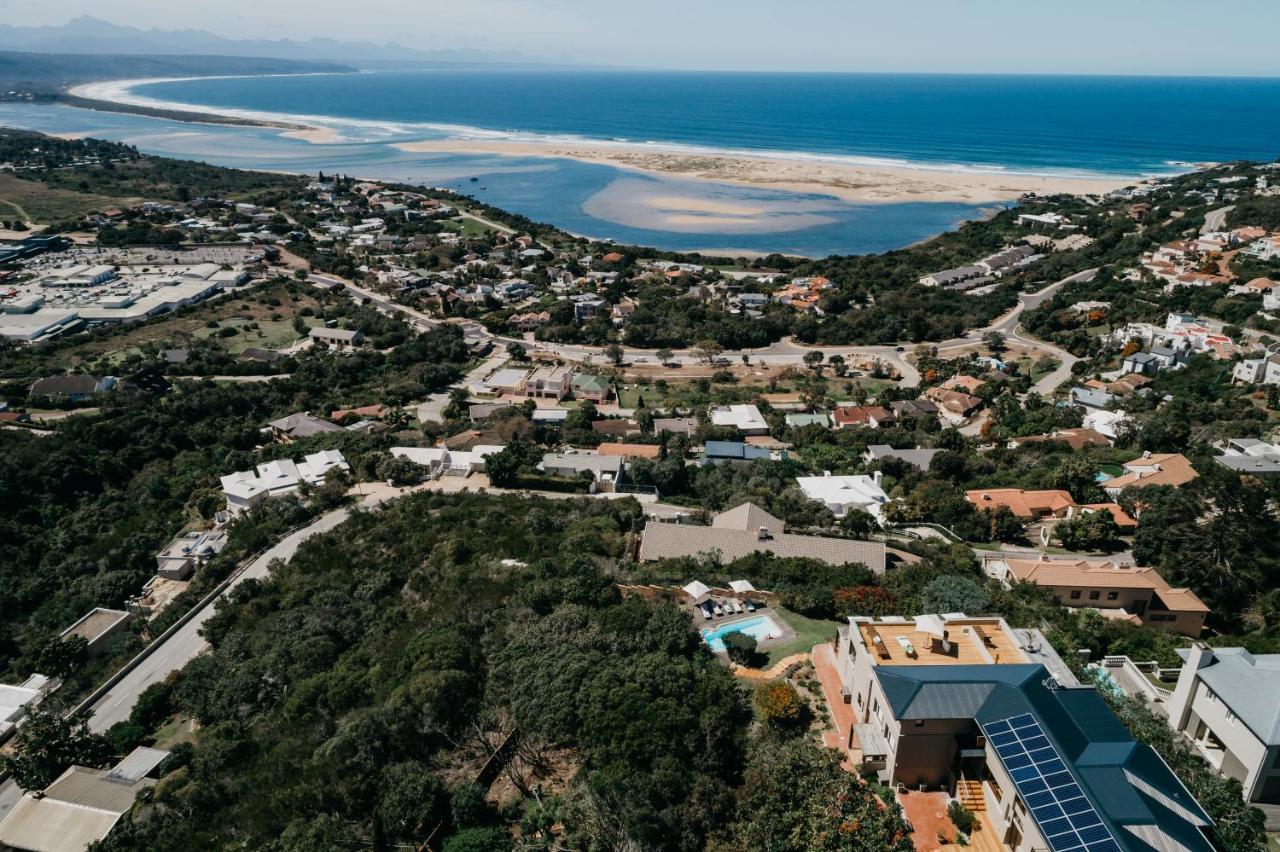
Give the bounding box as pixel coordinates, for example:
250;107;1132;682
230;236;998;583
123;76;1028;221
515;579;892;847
981;714;1119;852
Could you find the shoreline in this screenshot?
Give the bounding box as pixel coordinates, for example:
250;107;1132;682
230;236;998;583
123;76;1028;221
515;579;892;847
62;75;1142;205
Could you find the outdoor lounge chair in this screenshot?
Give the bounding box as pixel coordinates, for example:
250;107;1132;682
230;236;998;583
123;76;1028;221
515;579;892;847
745;599;757;612
700;603;713;620
713;601;724;616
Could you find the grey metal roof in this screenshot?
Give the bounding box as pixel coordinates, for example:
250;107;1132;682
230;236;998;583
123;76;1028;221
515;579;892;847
900;681;995;719
106;747;170;783
1176;647;1280;745
865;445;941;471
1215;454;1280;474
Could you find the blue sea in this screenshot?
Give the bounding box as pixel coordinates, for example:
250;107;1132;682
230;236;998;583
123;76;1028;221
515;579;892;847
4;71;1280;256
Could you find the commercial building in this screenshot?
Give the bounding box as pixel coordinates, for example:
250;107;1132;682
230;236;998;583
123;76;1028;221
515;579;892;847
835;614;1215;852
983;556;1208;636
0;747;169;852
639;503;886;570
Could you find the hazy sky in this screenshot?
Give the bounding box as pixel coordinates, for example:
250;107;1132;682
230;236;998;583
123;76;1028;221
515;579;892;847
4;0;1280;76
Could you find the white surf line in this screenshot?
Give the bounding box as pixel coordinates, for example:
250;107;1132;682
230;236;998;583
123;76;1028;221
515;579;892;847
66;74;1177;182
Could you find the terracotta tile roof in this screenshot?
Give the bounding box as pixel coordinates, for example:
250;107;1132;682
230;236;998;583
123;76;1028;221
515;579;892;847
1105;453;1198;491
596;442;661;460
832;405;894;427
1079;503;1138;528
966;489;1075;518
1002;557;1208;613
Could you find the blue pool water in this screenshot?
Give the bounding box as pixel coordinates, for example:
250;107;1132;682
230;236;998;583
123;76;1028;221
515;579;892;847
700;615;784;653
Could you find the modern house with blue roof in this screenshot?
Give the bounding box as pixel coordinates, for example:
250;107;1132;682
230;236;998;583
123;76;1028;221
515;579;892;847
836;615;1215;852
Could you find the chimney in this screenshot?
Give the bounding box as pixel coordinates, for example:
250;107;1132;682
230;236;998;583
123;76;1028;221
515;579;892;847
758;526;771;541
1167;642;1214;732
872;470;883;488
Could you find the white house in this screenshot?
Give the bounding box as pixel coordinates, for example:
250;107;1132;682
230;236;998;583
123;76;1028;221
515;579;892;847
710;404;770;435
795;472;890;521
1168;644;1280;803
221;451;350;514
391;445;503;477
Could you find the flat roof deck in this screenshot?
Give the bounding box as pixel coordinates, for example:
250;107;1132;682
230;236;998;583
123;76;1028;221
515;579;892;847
858;620;1028;666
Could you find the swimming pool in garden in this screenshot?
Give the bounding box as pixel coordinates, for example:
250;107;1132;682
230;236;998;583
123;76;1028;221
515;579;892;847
700;615;784;653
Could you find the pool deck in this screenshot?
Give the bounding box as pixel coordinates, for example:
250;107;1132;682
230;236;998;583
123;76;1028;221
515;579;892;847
698;608;796;654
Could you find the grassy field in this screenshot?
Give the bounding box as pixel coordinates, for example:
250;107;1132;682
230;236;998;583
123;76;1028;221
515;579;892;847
0;171;136;224
762;606;841;667
193;317;303;355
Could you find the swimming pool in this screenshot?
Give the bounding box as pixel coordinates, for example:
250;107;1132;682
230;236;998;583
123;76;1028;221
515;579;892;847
700;615;784;654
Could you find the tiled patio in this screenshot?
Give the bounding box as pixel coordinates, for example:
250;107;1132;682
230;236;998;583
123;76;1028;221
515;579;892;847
811;641;857;771
898;790;957;851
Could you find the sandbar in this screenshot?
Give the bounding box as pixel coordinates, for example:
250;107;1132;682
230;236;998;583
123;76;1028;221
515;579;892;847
394;139;1132;204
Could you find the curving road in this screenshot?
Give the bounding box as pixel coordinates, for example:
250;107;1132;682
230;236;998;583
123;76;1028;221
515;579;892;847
312;266;1093;395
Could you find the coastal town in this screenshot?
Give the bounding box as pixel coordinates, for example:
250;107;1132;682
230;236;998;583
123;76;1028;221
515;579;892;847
2;109;1280;852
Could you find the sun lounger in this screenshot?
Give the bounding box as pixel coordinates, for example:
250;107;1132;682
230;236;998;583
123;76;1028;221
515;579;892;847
700;604;712;620
745;599;757;612
713;601;724;616
897;635;916;657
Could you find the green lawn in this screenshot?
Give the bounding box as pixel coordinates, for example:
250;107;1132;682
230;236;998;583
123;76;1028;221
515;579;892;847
193;318;302;354
456;216;497;237
762;606;841;667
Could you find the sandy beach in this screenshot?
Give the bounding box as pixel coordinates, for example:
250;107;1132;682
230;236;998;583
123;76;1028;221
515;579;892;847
394;139;1132;204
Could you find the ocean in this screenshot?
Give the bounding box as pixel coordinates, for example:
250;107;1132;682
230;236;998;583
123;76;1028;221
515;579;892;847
134;70;1280;176
4;71;1280;256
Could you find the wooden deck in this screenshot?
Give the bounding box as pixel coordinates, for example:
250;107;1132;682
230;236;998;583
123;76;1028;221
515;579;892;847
859;620;1027;667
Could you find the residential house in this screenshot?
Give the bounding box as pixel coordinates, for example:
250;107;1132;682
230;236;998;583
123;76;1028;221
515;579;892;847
834;614;1215;852
983;556;1208;636
1122;352;1162;376
0;673;53;739
539;452;624;487
709;404;770;435
1214;438;1280;476
525;365;574;400
863;444;941;471
966;489;1076;520
832;405;896;430
477;368;530;397
651;416;699;436
155;529;228;581
510;310;551;332
1167;644;1280;803
60;608;132;657
221;450;350;514
795;472;890;520
1232;350;1280;386
702;440;784;464
922;387;984;423
309;326;365;351
571;373;612;403
266;411;344;442
391;444;502;478
1101;453;1198;498
592;418;641;439
784;412;832;429
890;399;940;420
596;442;662;461
639;502;885;571
1008;428;1112;451
28;374;116;400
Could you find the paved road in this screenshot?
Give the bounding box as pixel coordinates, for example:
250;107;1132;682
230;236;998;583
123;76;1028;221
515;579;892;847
1202;206;1234;234
86;506;356;733
315;263;1092;396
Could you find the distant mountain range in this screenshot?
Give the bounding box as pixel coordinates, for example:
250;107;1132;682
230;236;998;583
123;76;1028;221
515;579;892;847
0;51;353;95
0;16;540;66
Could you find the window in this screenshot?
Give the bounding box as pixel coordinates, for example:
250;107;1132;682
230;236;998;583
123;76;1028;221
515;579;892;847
1107;592;1119;601
1069;590;1082;600
1089;591;1101;600
1149;613;1176;622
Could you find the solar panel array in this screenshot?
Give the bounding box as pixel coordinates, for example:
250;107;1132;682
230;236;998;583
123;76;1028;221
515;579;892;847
982;714;1123;852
